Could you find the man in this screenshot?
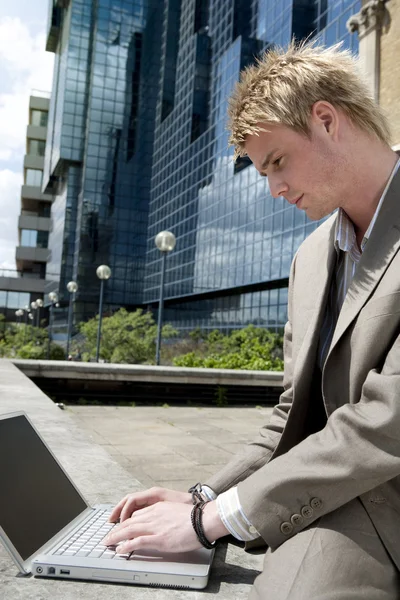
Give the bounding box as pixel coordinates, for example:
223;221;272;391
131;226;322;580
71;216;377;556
103;42;400;598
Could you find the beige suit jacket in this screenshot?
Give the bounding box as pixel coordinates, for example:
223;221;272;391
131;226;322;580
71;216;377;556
205;169;400;569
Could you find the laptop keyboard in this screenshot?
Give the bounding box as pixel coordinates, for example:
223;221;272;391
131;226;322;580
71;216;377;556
54;509;131;560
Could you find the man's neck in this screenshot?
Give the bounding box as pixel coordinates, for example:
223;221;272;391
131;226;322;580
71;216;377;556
342;150;399;241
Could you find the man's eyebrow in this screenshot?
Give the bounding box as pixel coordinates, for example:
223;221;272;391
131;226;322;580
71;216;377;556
260;149;279;172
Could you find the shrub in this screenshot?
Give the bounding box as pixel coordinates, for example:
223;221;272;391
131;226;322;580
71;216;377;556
173;325;284;371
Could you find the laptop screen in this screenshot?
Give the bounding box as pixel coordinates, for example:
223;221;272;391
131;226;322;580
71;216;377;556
0;414;88;561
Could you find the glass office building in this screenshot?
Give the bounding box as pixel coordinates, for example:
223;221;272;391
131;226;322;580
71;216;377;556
44;0;360;333
44;0;157;326
143;0;360;333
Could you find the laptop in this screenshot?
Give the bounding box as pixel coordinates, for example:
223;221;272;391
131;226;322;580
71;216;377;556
0;411;214;589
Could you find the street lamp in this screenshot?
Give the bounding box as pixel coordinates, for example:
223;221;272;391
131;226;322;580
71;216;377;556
23;305;29;343
154;231;176;365
95;265;111;362
15;309;23;324
66;281;78;359
47;291;58;360
28;313;34;340
36;298;43;328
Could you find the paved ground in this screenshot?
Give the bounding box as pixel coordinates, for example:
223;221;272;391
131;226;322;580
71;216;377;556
67;405;274;493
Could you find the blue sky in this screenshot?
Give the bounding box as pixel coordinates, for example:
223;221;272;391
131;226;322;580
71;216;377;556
0;0;54;269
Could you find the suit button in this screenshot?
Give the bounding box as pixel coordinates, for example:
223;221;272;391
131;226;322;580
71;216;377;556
310;497;323;510
291;513;304;527
280;522;293;535
301;505;314;519
248;525;258;535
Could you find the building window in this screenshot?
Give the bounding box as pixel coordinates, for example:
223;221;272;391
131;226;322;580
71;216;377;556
30;109;48;127
0;291;31;310
28;139;46;156
20;229;48;248
25;168;43;187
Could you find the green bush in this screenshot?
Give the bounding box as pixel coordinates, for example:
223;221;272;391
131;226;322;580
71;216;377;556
173;325;284;371
0;322;65;360
16;342;65;360
78;308;178;364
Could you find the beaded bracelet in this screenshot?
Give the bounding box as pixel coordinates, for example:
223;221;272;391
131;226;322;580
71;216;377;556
190;500;217;550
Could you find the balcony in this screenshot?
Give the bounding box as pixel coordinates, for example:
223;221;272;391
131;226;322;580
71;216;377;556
16;246;51;266
21;185;53;203
24;154;44;170
0;274;46;294
27;124;47;141
18;215;51;232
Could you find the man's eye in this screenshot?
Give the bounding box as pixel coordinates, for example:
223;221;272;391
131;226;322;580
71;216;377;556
273;157;282;167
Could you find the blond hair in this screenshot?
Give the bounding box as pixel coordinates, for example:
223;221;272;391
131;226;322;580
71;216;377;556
228;40;391;158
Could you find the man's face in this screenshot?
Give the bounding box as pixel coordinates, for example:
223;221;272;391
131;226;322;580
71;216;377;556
244;120;343;221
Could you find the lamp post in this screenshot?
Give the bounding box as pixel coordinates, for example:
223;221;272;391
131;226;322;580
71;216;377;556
154;231;176;366
47;291;58;360
30;301;38;342
30;300;37;323
36;298;43;328
15;309;23;324
95;265;111;362
66;281;78;359
23;305;29;343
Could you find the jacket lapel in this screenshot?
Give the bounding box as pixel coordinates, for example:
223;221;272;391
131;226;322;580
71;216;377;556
292;219;337;390
327;169;400;359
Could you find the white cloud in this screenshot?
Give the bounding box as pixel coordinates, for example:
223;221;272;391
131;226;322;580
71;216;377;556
0;169;22;270
0;17;54;162
0;15;53;268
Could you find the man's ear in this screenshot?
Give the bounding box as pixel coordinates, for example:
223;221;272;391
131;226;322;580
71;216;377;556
311;101;339;139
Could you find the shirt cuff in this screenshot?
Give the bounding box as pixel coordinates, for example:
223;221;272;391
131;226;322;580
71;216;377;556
216;487;260;542
201;485;218;501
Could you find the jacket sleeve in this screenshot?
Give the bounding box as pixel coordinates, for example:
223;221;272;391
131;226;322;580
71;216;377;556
203;254;297;495
236;329;400;549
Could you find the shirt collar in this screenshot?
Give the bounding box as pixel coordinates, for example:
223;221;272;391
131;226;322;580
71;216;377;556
334;158;400;256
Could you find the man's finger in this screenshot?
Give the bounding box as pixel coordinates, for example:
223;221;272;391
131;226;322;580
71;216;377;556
117;535;161;555
108;494;130;522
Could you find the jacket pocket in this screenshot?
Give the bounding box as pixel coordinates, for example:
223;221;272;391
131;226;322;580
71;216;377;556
355;291;400;326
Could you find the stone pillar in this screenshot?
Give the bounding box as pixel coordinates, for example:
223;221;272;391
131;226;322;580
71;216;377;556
379;0;400;150
347;0;387;102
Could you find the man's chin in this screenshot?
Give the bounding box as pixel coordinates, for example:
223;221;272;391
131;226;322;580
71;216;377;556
303;206;330;221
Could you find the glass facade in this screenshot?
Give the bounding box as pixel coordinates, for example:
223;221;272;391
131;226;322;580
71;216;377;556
20;230;49;248
25;169;43;187
44;0;361;334
43;0;157;326
143;0;360;333
0;291;31;310
30;109;48;127
27;140;46;157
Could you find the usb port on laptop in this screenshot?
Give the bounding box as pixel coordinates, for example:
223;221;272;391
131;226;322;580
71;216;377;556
60;569;70;575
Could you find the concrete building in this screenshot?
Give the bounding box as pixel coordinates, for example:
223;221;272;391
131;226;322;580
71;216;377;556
347;0;400;152
0;93;53;324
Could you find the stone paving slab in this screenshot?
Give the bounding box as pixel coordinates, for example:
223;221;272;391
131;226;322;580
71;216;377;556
67;405;274;493
0;360;267;599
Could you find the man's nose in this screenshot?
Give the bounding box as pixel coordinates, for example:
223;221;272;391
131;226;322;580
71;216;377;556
268;175;289;199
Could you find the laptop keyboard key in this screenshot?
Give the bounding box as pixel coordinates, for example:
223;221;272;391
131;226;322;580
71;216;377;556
88;550;104;558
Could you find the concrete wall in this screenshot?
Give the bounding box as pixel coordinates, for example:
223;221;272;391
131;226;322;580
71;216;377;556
380;0;400;148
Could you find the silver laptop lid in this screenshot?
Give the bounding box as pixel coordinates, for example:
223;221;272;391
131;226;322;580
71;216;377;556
0;412;89;573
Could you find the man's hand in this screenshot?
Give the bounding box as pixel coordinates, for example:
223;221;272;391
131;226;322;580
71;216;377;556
103;489;229;554
103;501;201;554
108;486;192;523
